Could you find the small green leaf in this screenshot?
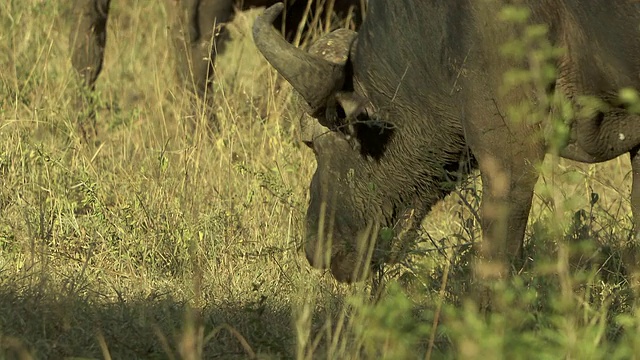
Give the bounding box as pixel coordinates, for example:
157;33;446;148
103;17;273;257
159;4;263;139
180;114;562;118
379;227;395;243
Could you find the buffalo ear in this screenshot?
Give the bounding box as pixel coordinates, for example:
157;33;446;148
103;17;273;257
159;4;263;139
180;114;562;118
333;91;371;138
335;91;369;119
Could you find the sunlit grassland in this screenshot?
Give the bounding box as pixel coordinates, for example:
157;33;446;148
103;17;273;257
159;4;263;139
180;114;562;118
2;1;640;359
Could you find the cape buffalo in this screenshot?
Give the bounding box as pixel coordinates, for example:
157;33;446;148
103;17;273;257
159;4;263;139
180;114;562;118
253;1;640;287
70;0;364;98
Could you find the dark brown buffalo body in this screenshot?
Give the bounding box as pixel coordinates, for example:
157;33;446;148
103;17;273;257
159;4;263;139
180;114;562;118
253;1;640;285
69;0;364;97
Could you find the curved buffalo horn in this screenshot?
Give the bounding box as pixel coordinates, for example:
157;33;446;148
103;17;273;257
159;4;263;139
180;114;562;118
253;3;356;114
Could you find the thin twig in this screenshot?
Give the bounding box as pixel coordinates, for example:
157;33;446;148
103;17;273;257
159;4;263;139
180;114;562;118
425;257;451;360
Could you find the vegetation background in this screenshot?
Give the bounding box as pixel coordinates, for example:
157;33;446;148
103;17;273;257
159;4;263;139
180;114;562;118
1;1;640;359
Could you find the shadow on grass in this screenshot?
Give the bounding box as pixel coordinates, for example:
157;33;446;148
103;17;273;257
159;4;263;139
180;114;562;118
0;284;322;359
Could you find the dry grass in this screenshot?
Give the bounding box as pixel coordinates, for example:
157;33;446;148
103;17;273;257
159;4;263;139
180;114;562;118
1;1;640;359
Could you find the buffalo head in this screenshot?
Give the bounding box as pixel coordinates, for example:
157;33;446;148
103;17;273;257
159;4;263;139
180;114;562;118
253;3;446;282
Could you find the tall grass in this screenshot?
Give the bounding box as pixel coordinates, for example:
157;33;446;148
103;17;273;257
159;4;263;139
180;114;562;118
1;1;639;359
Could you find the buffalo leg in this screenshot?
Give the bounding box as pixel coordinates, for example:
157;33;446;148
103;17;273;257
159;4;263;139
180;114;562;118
475;157;540;275
69;0;111;141
630;147;640;236
172;0;233;101
625;147;640;295
474;148;543;309
70;0;111;89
